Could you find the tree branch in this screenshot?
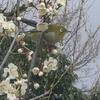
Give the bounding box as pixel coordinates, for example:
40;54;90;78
29;91;50;100
23;31;46;100
3;4;27;17
21;18;37;27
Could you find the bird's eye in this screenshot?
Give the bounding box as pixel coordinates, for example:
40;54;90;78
60;28;64;33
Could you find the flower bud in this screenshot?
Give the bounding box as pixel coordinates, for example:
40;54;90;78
33;82;40;90
18;48;24;53
51;49;58;54
38;71;43;76
38;15;43;19
17;16;21;21
19;41;25;45
26;51;34;61
23;73;27;78
49;2;53;6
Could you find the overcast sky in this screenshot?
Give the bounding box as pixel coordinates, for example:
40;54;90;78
75;0;100;90
87;0;100;30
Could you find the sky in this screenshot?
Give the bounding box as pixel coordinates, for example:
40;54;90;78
87;0;100;30
75;0;100;90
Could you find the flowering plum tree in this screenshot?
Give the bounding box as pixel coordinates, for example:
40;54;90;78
0;0;100;100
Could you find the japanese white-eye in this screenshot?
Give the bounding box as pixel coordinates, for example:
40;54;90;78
26;25;69;45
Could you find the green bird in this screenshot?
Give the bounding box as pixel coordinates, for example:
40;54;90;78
26;25;69;45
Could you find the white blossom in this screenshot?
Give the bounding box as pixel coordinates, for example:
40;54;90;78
37;2;45;9
0;13;6;34
15;79;27;96
37;3;47;15
56;0;66;7
3;20;16;37
32;67;40;75
25;0;33;7
8;63;18;78
54;42;63;54
38;9;47;15
16;33;25;42
3;63;18;79
0;79;17;100
43;57;58;72
37;23;48;31
27;0;33;3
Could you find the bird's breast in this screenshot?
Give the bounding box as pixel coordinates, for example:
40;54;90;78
44;32;59;45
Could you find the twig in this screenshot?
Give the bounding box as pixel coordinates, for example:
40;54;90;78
0;28;20;70
0;36;5;45
29;91;50;100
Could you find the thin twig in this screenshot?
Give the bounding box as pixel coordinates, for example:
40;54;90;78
29;91;50;100
48;27;100;92
0;29;20;70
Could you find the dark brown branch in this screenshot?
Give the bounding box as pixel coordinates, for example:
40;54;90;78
21;18;37;27
0;8;7;13
23;31;46;100
7;17;37;27
3;4;27;17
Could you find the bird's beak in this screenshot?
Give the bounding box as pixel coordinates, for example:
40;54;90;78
66;30;71;32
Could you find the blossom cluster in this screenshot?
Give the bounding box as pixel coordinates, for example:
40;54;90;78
0;63;42;100
0;63;27;100
36;0;66;31
0;57;58;100
0;13;17;37
31;57;58;90
32;57;58;76
0;57;59;99
25;0;66;31
37;0;65;16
